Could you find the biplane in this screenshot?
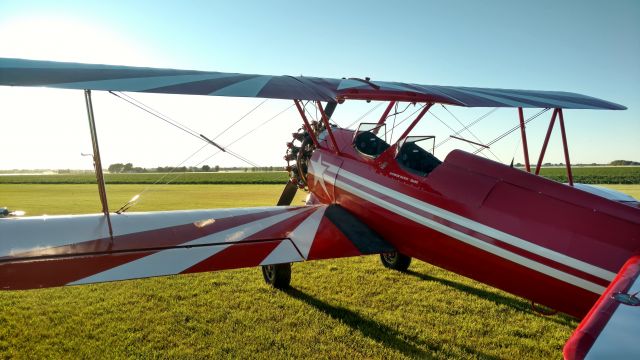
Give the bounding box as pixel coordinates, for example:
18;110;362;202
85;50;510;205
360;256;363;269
0;58;638;359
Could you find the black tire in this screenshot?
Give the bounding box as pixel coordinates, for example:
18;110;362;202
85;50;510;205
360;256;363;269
261;263;291;289
380;252;412;272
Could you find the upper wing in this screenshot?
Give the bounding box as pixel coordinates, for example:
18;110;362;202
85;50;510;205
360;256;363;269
564;255;640;359
0;205;393;290
0;58;626;110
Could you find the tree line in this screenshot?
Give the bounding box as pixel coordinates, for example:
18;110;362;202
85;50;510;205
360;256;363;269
514;160;640;167
107;163;282;173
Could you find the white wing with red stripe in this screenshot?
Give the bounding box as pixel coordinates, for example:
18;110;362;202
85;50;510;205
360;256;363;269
0;205;393;290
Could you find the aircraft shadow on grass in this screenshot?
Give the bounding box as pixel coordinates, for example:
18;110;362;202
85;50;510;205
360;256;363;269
284;287;501;360
404;270;576;328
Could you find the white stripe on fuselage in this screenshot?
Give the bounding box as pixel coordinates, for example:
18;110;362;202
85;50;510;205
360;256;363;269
309;158;612;293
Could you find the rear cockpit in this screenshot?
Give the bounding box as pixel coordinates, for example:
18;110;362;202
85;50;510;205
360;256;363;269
396;136;441;176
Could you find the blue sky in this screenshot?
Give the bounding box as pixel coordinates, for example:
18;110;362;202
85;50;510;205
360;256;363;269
0;0;638;169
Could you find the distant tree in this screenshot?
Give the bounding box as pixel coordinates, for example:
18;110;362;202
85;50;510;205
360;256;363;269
214;165;220;172
610;160;640;166
202;165;211;172
123;163;133;172
108;163;125;173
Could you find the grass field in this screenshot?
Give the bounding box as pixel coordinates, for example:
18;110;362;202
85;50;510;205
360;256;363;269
0;184;309;216
0;184;638;359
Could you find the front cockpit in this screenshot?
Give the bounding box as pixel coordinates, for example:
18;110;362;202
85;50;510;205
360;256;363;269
354;127;390;158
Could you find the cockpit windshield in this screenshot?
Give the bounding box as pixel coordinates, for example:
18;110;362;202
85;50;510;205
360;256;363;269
353;123;390;158
396;136;441;176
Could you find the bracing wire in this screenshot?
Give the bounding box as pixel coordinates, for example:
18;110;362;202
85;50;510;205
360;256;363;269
115;142;209;213
110;91;201;138
345;102;384;129
383;104;424;140
109;91;261;168
435;107;498;149
211;98;268;141
388;103;399;142
440;105;502;162
305;101;341;127
509;130;523;167
429;111;488;159
154;103;295;187
303;101;316;121
473;108;550;155
109;92;284;211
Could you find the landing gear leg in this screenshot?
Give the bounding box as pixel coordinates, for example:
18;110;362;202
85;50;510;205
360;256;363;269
380;252;412;272
261;263;291;289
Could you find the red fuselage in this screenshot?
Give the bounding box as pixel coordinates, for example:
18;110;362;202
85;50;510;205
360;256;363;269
306;128;640;318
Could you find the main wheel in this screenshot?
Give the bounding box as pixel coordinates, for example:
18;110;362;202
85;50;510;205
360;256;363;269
261;263;291;289
380;252;412;272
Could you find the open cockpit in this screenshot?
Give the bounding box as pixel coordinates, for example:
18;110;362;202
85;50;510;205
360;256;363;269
353;123;441;177
395;136;441;176
353;123;390;158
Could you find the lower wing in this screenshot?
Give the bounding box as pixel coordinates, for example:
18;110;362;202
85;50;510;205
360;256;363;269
564;254;640;359
0;205;393;290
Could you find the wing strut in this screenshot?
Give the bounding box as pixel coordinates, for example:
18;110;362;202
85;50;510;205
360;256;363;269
84;90;114;241
518;107;532;172
317;101;340;155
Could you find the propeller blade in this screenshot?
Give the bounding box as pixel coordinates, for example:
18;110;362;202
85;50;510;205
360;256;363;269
277;181;298;206
324;101;337;120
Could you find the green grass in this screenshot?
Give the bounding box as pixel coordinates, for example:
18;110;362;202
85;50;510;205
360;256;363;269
0;184;308;216
0;257;577;359
3;184;637;359
600;184;640;200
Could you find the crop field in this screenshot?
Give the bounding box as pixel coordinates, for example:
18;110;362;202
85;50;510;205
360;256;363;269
5;184;638;359
0;171;289;185
0;166;639;185
537;166;640;184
